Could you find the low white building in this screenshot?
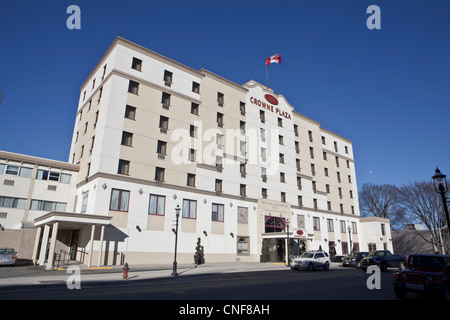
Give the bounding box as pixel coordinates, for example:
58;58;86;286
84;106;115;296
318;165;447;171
0;37;393;269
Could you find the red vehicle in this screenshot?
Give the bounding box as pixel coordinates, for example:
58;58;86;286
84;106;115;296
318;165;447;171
393;254;450;300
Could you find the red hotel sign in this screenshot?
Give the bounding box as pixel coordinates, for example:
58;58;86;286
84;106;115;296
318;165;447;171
250;94;291;120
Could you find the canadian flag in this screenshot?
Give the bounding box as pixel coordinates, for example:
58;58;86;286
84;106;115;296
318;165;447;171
266;54;281;66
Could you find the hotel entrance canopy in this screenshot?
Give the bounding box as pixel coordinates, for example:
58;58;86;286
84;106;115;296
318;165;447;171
33;212;112;270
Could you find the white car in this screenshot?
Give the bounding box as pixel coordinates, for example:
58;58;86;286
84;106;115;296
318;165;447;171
292;251;330;271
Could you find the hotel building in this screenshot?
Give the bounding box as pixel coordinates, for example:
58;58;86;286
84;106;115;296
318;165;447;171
0;37;392;268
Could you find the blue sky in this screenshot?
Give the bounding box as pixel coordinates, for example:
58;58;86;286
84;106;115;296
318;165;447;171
0;0;449;189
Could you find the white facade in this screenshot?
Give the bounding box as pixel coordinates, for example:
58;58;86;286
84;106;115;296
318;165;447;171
0;37;393;268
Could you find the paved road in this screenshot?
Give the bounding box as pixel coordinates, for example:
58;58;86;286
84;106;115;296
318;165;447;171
0;266;410;300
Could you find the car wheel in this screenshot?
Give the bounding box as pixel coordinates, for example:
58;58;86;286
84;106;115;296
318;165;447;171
307;263;314;272
394;286;407;300
324;262;330;270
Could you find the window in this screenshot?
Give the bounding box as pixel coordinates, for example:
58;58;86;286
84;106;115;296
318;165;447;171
340;220;346;233
192;82;200;93
215;179;222;192
298;196;303;207
109;189;130;212
191;103;199;115
98;86;103;104
342;242;349;255
352;222;357;234
190;125;198;138
217;112;224;127
281;192;286;202
310;147;314;159
131;57;142;71
188;149;196;162
182;199;197;219
0;196;26;209
381;223;386;235
240;102;246;115
313;198;318;210
280;172;285;183
1;164;33;178
187;173;196;187
159;116;169;132
149;194;165;215
128;80;139;95
30;199;66;211
308;130;313;142
5;165;19;176
279;135;284;145
164;70;173;86
157;140;167;155
260;110;265;123
240;184;246;197
313;217;320;231
155;167;165;182
265;216;285;233
81;191;89;212
262;188;267;199
36;170;71;184
118;159;130;175
294;124;299;136
121;131;133;147
212;203;224;222
278;117;283;127
237;237;249;255
161;92;171;109
217;92;224;106
125;105;136;120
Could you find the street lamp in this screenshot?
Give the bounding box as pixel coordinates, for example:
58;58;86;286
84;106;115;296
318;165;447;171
348;225;353;253
286;219;290;267
172;204;181;276
432;168;450;241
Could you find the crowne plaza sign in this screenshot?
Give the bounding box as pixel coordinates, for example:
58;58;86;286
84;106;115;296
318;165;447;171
250;94;292;120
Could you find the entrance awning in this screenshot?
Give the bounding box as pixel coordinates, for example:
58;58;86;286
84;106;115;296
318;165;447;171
34;211;112;229
33;212;112;269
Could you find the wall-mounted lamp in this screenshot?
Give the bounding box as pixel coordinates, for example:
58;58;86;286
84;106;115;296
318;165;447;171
203;230;208;237
230;232;234;238
136;225;141;232
0;224;4;231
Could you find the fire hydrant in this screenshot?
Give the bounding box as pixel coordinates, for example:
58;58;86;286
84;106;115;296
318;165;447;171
122;263;129;279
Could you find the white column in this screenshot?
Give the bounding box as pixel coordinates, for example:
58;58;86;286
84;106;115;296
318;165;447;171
87;224;96;268
46;221;59;270
32;226;42;265
97;225;105;267
38;225;50;266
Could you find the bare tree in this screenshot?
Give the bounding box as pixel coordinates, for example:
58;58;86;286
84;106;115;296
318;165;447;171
397;181;448;254
359;183;407;230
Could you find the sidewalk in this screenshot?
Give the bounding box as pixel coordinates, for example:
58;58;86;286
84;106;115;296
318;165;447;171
0;261;343;287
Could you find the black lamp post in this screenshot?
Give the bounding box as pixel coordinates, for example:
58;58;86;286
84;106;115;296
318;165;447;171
286;219;290;267
172;204;181;276
432;168;450;241
348;225;353;253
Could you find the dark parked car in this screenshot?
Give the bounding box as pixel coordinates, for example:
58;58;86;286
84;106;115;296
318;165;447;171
393;254;450;300
361;250;406;272
341;251;369;268
0;248;17;266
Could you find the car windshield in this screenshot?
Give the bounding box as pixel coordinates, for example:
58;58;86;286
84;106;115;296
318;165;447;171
408;256;444;268
300;252;314;258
